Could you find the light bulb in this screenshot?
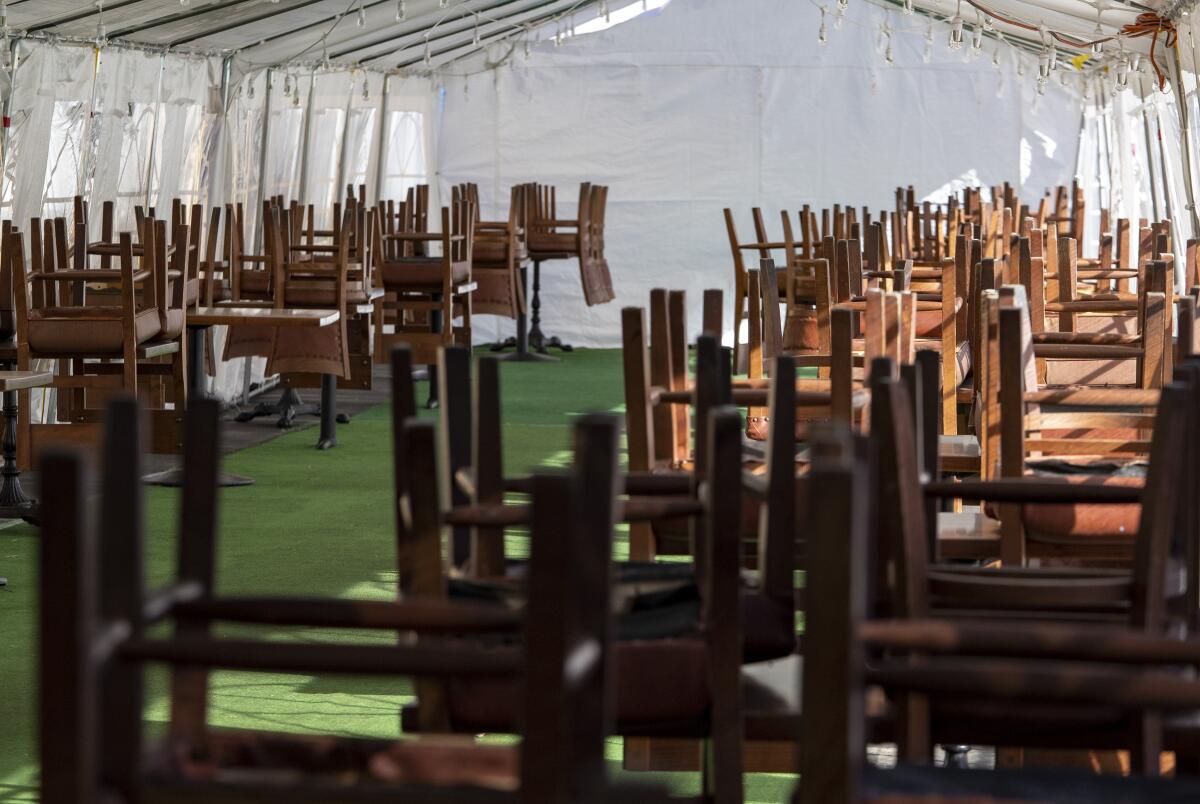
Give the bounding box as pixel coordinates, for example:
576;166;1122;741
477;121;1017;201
971;25;983;54
357;0;366;26
949;17;964;49
902;0;913;14
283;73;292;96
1091;23;1103;55
396;0;405;21
1047;49;1057;71
818;7;828;45
180;0;190;5
424;36;431;64
1116;57;1129;90
473;16;480;46
439;0;448;7
1036;77;1046;95
1037;51;1049;78
293;90;300;107
569;17;575;36
362;77;370;100
837;0;848;9
599;0;609;21
246;79;254;99
922;24;933;63
885;44;894;64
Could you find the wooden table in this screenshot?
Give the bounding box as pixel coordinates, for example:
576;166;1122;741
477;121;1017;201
143;307;342;489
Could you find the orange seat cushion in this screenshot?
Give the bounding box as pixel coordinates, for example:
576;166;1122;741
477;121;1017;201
983;473;1144;542
915;309;942;338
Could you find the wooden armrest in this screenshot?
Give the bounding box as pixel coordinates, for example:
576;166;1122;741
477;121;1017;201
1032;332;1142;346
1024;387;1159;406
118;636;519;677
860;619;1200;665
738;241;787;250
173;596;521;631
1032;343;1143;359
1045;300;1139;313
503;470;691;496
30;269;151;282
446;496;702;527
924;478;1143;504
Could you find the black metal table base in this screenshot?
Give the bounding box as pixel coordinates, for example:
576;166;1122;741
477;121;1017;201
526;261;574;354
145;326;258;488
0;387;36;521
491;266;559;363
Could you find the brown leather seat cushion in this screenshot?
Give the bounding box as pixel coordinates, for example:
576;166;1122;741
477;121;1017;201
472;239;510;264
782;312;820;353
380;259;470;289
984;472;1143;541
915;309;942;338
448;638;709;730
528;231;577;254
239;271;271;298
158;308;184;341
29;307;160;354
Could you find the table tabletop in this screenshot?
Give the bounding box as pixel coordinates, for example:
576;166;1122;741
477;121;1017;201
0;371;54;391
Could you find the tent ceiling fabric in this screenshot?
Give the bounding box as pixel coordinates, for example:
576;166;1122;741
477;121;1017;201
1;0;1193;74
2;0;600;69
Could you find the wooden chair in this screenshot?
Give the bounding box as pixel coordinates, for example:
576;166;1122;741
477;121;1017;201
977;285;1168;563
9;220;183;465
520;182;607;353
392;342;795;799
799;440;1200;800
40;391;672;803
461;183;528;322
375;199;476;371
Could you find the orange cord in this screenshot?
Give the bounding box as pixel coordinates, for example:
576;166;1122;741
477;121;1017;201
1120;13;1177;91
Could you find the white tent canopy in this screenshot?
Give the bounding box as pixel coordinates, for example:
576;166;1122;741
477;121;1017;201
0;0;1194;385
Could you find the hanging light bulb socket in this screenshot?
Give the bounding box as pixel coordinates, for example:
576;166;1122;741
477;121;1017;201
818;6;828;45
396;0;405;22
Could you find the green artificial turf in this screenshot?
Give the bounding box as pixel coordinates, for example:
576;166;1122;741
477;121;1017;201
0;348;796;802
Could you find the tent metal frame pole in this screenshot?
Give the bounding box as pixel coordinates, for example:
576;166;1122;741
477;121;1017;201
253;67;274;254
372;74;390;205
143;53;166;211
207;54;234;213
0;38;21;214
1171;45;1200;242
297;69;316;206
1140;76;1161;222
333;76;354;213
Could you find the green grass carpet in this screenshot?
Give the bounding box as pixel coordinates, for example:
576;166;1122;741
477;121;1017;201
0;348;795;802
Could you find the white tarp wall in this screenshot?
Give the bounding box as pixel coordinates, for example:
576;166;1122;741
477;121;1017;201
0;42;436;405
436;0;1083;348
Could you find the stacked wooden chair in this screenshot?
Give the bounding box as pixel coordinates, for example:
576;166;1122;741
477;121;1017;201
518;181;613;353
8;208;187;465
373;193;477;391
39;389;674;803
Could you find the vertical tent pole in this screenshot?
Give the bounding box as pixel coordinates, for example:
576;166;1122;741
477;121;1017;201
372;74;389;206
297;68;316;205
0;37;20;216
253;67;273;255
143;53;165;210
1171;44;1200;247
1141;74;1162;222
